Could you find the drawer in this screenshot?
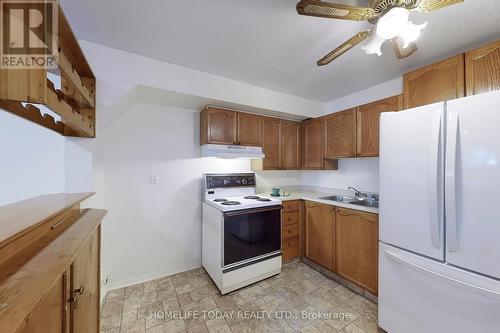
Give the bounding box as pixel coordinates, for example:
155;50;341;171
282;200;300;213
282;223;299;238
282;236;299;260
282;212;299;226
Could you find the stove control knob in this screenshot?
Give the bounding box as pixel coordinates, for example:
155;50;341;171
242;179;247;184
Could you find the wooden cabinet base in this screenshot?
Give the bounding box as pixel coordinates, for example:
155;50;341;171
301;257;378;303
0;193;106;333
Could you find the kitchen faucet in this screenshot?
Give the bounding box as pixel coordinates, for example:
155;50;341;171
348;186;369;199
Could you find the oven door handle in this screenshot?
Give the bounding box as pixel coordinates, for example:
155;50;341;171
223;205;283;217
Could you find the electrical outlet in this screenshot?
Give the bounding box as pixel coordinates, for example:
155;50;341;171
151;174;159;184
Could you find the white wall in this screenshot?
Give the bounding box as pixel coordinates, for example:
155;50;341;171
301;158;379;193
96;103;252;288
324;77;402;114
0;111;65;206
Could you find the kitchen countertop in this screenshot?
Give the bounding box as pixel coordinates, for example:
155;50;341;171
257;189;379;214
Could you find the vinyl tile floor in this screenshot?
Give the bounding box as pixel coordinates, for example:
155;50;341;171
100;261;381;333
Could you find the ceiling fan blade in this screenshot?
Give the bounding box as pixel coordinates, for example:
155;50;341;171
317;30;372;66
391;37;418;59
414;0;464;12
297;0;375;21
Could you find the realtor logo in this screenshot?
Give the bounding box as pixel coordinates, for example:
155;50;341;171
1;0;58;69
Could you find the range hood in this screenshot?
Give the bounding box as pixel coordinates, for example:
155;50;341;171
201;144;265;159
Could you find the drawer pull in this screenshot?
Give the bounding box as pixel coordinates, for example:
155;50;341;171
51;218;67;230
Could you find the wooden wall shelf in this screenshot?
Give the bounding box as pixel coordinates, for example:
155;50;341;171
0;5;96;138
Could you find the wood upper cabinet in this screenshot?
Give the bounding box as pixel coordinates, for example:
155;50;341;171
305;201;335;271
465;40;500;96
335;208;378;295
302;117;324;170
200;107;237;145
261;116;281;170
357;95;403;157
324;108;356;159
237;112;262;146
281;120;301;170
404;55;465;109
71;228;100;333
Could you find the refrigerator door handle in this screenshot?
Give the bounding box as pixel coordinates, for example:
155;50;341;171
446;110;460;252
384;249;500;301
429;110;442;249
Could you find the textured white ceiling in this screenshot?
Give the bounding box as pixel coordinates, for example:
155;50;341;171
60;0;500;102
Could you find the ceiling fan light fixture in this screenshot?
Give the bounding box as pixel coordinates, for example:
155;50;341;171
399;21;428;47
361;34;385;56
376;7;410;39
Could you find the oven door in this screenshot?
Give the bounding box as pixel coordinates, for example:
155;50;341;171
222;205;281;272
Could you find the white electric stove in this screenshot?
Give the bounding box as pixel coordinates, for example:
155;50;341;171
202;173;282;294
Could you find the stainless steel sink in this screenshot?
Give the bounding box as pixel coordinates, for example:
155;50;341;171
349;200;379;208
318;195;357;203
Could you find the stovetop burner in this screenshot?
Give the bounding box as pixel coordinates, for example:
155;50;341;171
244;196;260;199
257;198;271;202
213;198;228;202
221;201;241;206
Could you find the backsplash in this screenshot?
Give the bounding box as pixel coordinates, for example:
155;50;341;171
254;157;379;194
301;158;379;193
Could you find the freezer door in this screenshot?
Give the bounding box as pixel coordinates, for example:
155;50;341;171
445;91;500;279
379;103;445;260
379;243;500;333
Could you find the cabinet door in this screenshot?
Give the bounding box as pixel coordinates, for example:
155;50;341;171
336;208;378;295
302;117;324;169
261;117;281;170
357;95;403;157
465;40;500;96
281;120;301;170
71;228;100;333
324;108;356;159
237;112;262;146
200;107;237;144
403;55;465;109
305;202;335;271
23;274;66;333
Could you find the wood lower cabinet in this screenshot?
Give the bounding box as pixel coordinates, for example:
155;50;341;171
282;200;300;261
335;208;378;295
0;193;106;333
261;117;281;170
403;54;465;109
304;201;335;271
302;117;324;170
281;120;301;170
324;108;356;159
357;95;403;157
465;39;500;96
200;107;237;145
21;275;66;333
237;112;262;146
71;230;100;333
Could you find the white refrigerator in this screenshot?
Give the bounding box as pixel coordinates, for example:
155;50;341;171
379;90;500;333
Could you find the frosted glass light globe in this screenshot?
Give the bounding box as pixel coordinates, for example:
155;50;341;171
399;21;428;47
376;7;410;40
362;34;386;56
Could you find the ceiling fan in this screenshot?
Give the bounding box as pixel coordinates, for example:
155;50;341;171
296;0;464;66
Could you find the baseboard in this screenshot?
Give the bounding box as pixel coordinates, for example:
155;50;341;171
100;264;203;302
